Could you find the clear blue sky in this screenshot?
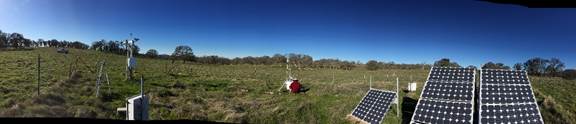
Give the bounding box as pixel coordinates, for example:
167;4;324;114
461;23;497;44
0;0;575;68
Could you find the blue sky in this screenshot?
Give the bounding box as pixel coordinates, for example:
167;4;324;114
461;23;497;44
0;0;575;68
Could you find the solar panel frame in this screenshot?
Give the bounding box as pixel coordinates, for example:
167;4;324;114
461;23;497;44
350;88;397;124
410;66;476;124
479;69;544;124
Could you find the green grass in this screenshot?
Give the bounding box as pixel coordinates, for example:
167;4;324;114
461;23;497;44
531;77;576;123
0;48;574;124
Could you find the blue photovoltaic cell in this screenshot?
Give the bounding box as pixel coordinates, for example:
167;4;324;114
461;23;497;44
351;89;397;124
411;67;475;124
479;69;543;124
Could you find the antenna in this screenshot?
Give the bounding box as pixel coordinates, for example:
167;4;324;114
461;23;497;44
129;33;133;58
125;33;138;80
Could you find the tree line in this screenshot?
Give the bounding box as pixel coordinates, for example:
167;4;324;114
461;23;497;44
365;60;431;70
90;39;140;56
145;48;359;70
425;58;575;80
480;58;574;79
0;30;89;50
3;29;573;77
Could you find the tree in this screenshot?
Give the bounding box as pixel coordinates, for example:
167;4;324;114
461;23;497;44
37;39;45;47
0;30;7;49
271;54;287;64
482;62;510;69
106;41;121;53
197;55;232;64
8;33;24;48
513;63;523;70
145;49;159;58
524;57;549;76
47;39;58;47
562;69;576;80
172;45;195;62
68;41;89;49
366;60;380;70
91;40;107;51
301;55;313;67
158;54;171;59
131;44;140;56
545;58;565;76
22;38;32;48
433;58;460;67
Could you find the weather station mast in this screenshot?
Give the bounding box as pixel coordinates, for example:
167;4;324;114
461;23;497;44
124;33;139;80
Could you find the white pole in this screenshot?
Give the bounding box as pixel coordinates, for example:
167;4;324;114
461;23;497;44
332;71;335;84
396;77;400;118
140;75;144;96
139;75;145;120
106;73;111;94
96;61;104;97
369;75;372;89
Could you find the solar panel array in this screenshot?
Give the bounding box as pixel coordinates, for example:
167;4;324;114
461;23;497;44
411;67;475;124
351;89;397;124
479;69;543;124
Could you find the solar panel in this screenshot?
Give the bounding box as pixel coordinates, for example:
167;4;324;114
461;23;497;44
411;67;476;124
350;89;397;124
479;69;544;124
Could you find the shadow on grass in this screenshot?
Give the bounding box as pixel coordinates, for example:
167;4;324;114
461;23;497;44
401;96;417;124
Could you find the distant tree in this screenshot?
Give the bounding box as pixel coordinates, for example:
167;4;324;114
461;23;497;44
287;53;300;68
231;57;242;64
59;40;69;48
562;69;576;80
482;62;510;69
524;57;549;76
366;60;380;71
31;40;38;48
22;38;32;48
158;54;171;59
257;56;272;65
131;44;140;55
172;45;195;62
271;54;287;64
91;40;107;51
242;56;257;64
47;39;58;47
0;30;7;49
284;53;314;68
433;58;461;67
145;49;159;58
37;39;45;47
70;41;89;49
106;41;121;53
301;55;313;67
545;58;565;76
197;55;232;65
340;61;355;70
8;33;24;48
513;63;523;70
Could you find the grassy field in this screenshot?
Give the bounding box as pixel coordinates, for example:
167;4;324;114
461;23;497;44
0;48;574;124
